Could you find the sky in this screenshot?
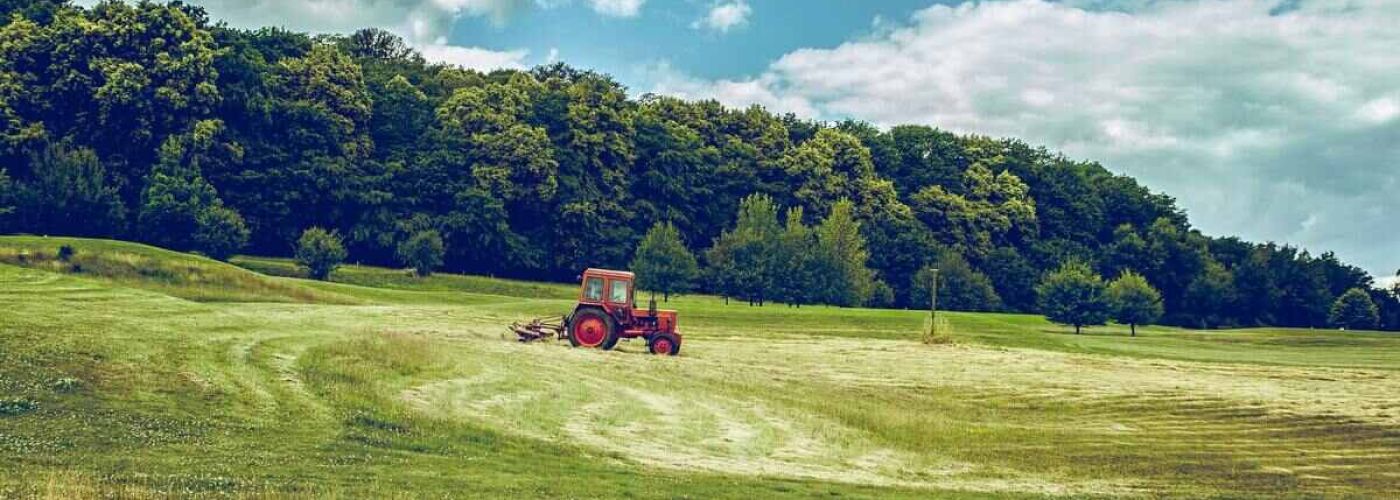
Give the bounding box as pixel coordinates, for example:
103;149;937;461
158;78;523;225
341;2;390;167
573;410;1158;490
138;0;1400;280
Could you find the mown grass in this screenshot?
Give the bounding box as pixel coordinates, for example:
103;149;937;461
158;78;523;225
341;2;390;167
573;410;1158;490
3;237;1399;498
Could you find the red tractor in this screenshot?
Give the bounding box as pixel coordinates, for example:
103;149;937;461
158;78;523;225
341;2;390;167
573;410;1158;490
512;268;682;355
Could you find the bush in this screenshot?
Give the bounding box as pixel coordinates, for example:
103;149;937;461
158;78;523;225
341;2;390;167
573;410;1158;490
396;230;444;277
296;227;347;280
194;206;250;261
57;244;75;262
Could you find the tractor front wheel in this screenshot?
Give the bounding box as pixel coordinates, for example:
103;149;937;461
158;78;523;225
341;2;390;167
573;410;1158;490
569;309;618;350
648;333;681;356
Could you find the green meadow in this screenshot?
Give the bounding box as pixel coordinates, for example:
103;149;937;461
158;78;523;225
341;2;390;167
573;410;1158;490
1;237;1397;498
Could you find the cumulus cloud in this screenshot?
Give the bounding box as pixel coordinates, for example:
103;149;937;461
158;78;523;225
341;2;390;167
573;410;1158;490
644;62;818;118
419;45;530;70
650;0;1400;277
168;0;534;71
175;0;527;41
693;1;752;33
587;0;645;17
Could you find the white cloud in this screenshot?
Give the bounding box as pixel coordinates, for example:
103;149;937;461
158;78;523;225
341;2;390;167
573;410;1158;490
168;1;534;73
644;62;818;118
588;0;644;17
694;1;752;33
419;44;530;71
174;0;528;43
649;0;1400;278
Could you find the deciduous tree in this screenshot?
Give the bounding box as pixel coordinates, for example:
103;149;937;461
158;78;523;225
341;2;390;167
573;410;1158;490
1329;288;1379;330
296;227;347;280
1037;261;1109;334
1106;271;1164;336
631;221;698;301
397;229;445;277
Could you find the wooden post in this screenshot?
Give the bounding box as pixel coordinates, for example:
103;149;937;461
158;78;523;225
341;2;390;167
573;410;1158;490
930;268;940;325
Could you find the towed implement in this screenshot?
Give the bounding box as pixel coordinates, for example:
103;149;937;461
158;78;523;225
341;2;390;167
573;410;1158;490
512;268;682;355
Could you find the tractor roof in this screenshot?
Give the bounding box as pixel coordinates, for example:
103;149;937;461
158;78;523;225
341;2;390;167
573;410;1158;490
584;268;635;279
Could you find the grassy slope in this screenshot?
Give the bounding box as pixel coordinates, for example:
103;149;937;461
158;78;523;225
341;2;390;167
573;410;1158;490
3;237;1399;498
0;236;358;304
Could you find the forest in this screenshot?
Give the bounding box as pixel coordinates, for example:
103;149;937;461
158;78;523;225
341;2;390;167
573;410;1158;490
1;0;1396;330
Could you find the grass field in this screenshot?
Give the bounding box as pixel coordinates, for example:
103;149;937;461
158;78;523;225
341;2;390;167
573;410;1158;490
2;237;1398;498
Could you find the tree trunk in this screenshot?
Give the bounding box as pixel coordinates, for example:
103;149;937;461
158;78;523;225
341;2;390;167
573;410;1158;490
1131;324;1136;337
663;292;669;302
1075;324;1081;335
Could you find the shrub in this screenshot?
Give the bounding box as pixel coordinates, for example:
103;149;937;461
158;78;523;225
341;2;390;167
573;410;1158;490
296;227;347;280
57;244;75;262
194;206;250;261
396;230;444;277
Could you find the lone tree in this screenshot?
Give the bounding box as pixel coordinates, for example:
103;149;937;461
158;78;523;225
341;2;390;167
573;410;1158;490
631;221;699;302
1329;287;1379;330
1106;270;1164;336
296;227;347;280
397;230;445;277
1037;261;1109;334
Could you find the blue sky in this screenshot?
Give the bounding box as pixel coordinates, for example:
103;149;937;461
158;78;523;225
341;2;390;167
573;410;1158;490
139;1;1400;280
443;0;942;88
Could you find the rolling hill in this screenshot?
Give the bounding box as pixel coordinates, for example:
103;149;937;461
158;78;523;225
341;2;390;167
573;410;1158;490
1;237;1397;498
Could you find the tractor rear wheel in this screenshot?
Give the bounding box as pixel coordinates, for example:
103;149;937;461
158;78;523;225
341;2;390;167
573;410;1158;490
647;333;680;356
569;309;618;350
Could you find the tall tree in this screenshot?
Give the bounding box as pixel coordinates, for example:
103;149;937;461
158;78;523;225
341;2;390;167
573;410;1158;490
910;162;1036;260
137;120;241;252
815;199;873;307
774;207;819;306
1184;260;1236;328
631;221;699;302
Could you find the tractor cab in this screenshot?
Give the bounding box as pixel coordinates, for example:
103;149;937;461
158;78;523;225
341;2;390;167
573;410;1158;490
567;268;681;355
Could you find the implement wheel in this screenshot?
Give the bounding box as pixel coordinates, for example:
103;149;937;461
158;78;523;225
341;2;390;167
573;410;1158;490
569;309;617;350
648;333;680;356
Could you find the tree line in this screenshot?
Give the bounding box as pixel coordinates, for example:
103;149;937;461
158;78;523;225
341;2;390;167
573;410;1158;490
1;1;1396;331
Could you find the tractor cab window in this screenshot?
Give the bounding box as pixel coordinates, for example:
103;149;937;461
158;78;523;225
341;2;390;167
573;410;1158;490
584;277;604;301
609;279;630;304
